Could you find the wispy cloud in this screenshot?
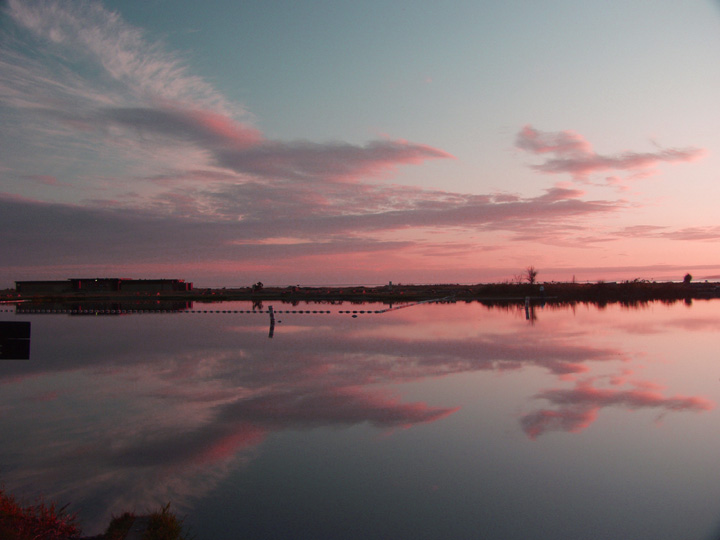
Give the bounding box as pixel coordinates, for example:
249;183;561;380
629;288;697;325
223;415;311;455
617;225;720;241
2;0;452;188
516;125;704;180
5;0;237;113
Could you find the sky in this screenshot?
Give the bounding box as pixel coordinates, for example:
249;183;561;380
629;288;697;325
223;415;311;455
2;0;720;287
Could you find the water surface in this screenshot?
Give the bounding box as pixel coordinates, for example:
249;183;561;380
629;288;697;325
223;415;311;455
1;300;719;539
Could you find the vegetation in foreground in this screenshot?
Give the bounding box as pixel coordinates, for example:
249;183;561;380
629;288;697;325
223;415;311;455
0;488;79;539
105;504;189;540
104;512;136;539
0;488;189;540
142;504;189;540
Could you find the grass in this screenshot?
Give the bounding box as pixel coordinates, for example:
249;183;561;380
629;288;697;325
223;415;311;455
105;511;136;539
0;488;80;540
105;504;190;540
0;487;190;540
144;503;188;540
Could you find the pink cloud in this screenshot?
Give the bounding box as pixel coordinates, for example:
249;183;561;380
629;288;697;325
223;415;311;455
652;226;720;241
0;181;624;274
103;106;263;150
515;125;592;155
533;186;586;202
516;125;704;180
100;104;453;182
215;139;453;182
617;225;720;241
534;148;703;178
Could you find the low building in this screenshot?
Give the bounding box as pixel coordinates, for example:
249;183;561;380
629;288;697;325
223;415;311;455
70;278;123;292
120;279;193;292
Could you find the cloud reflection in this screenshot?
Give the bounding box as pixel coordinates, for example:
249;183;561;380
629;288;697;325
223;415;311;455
0;302;715;532
521;379;713;440
113;387;458;470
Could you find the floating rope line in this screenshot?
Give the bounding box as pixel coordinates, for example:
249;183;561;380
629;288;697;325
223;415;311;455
8;308;342;315
372;296;455;313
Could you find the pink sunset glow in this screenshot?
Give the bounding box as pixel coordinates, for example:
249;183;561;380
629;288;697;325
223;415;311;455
2;0;720;287
5;3;720;538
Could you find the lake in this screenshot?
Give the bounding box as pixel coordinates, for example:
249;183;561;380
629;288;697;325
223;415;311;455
1;299;720;539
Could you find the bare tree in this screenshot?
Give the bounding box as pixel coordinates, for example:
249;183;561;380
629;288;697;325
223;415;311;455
525;266;538;285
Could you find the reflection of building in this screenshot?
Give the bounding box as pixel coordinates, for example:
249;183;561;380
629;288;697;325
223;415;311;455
16;300;193;315
15;278;193;295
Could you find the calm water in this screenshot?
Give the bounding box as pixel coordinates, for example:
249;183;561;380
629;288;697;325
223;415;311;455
1;299;720;539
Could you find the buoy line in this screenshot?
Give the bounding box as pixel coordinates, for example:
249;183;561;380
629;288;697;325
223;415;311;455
3;300;450;316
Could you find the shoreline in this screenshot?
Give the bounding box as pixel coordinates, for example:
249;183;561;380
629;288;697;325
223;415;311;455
2;281;718;306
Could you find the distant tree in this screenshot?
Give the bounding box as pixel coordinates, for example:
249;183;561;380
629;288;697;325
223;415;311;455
525;266;538;285
683;273;692;284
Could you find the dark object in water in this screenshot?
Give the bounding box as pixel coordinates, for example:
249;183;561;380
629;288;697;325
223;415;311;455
0;321;30;359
